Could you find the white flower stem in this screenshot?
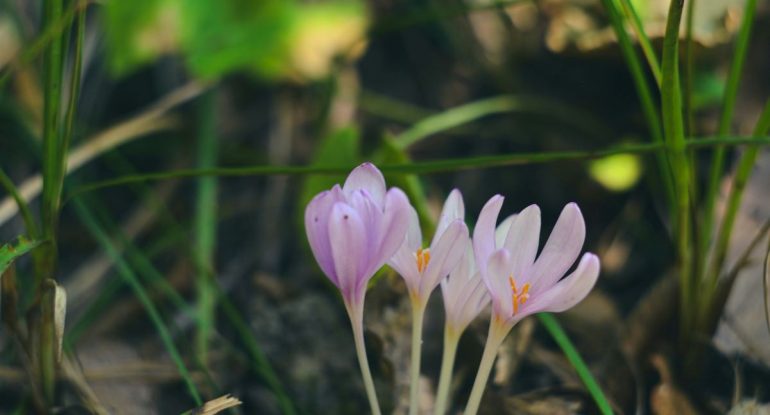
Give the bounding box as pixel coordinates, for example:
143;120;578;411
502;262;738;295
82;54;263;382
434;325;461;415
346;301;382;415
409;298;427;415
463;318;510;415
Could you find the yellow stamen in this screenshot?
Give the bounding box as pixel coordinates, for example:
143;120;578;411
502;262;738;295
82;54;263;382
415;248;431;273
508;275;530;315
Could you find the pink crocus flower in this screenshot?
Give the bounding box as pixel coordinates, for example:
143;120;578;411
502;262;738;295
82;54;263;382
463;195;600;415
473;195;600;325
304;162;411;415
389;189;469;305
305;162;411;308
388;189;468;415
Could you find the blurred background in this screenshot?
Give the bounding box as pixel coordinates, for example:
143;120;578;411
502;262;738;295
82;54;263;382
1;0;769;413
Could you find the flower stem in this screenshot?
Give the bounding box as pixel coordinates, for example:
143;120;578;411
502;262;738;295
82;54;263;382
347;302;382;415
463;318;509;415
409;299;427;415
434;325;461;415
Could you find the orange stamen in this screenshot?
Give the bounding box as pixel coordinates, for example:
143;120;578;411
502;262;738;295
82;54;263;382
416;248;431;273
508;275;530;315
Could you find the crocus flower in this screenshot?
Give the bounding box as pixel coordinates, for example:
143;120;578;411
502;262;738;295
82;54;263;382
388;189;468;415
464;195;600;415
304;162;411;415
305;162;411;309
473;196;600;325
389;189;469;305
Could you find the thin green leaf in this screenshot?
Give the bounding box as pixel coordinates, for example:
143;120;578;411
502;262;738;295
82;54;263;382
194;90;219;365
707;100;770;286
65;136;770;197
0;169;39;239
72;198;203;406
538;313;614;415
615;0;662;85
0;238;42;276
703;0;759;275
391;95;606;150
599;0;672;213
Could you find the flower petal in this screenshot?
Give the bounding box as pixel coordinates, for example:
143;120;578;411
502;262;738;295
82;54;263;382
525;253;600;313
433;189;465;246
495;214;517;248
503;204;540;282
485;248;514;319
329;203;368;301
304;185;344;284
473;195;504;277
441;241;475;309
448;271;490;331
388;207;422;292
343;162;386;207
421;220;468;297
373;188;411;276
530;203;586;293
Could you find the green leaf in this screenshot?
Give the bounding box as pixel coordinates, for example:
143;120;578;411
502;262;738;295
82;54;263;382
104;0;178;76
0;238;42;277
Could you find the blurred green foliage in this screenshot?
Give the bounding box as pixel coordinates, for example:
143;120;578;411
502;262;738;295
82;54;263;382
105;0;367;80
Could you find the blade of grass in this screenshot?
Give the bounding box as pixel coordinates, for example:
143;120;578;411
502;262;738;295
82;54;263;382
600;0;674;214
660;0;693;350
0;168;39;239
0;80;204;228
682;0;696;135
538;313;614;415
707;99;770;288
72;198;203;405
194;91;219;365
615;0;662;85
39;0;66;281
66;135;770;197
36;0;67;405
391;95;607;150
702;0;758;271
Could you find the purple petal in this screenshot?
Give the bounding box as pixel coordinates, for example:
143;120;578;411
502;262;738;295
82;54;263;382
448;271;490;331
343;162;386;207
524;253;600;314
387;207;422;292
421;220;469;296
347;189;383;256
304;186;344;284
329;203;368;300
503;205;540;282
473;195;504;277
373;188;411;276
495;214;517;248
441;241;475;309
530;203;586;294
433;189;465;246
485;248;514;319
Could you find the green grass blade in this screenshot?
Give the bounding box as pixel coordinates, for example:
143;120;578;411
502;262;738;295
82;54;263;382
702;0;759;266
391;95;606;150
0;168;39;239
538;313;613;415
707;99;770;287
660;0;693;348
599;0;674;214
64;136;770;197
615;0;662;85
194;90;219;365
72;198;203;405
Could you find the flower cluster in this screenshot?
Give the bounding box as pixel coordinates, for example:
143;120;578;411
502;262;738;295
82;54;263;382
305;163;600;415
